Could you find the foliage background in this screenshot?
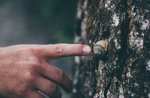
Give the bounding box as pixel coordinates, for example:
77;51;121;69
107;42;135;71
0;0;78;98
0;0;78;44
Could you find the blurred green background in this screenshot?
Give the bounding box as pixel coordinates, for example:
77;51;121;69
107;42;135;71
0;0;78;98
0;0;77;44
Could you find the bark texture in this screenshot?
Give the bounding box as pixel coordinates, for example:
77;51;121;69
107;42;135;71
73;0;150;98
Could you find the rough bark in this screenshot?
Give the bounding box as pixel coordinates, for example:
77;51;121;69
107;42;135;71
73;0;150;98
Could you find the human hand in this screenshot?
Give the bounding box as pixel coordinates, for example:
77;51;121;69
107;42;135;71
0;44;91;98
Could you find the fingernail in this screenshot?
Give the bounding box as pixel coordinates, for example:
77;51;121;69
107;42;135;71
83;45;91;54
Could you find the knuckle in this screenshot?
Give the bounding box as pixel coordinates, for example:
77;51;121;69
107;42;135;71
56;69;65;81
24;71;35;83
54;44;64;54
31;60;40;68
26;46;42;56
47;83;57;94
27;47;36;53
23;47;34;53
27;57;41;68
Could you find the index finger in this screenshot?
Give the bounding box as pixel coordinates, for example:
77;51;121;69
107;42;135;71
41;44;91;58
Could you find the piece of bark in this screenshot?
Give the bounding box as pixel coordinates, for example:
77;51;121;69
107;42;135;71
73;0;150;98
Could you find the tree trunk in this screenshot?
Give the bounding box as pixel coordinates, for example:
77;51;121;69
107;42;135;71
72;0;150;98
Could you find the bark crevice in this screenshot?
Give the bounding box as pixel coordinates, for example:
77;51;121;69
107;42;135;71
116;0;130;80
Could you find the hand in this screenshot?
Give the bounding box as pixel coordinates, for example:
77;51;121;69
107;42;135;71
0;44;91;98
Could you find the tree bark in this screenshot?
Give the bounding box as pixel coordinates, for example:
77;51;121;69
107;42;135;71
72;0;150;98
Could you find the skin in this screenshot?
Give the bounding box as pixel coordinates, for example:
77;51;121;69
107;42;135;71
0;44;91;98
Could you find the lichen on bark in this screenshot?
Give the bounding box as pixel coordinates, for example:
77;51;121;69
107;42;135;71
73;0;150;98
